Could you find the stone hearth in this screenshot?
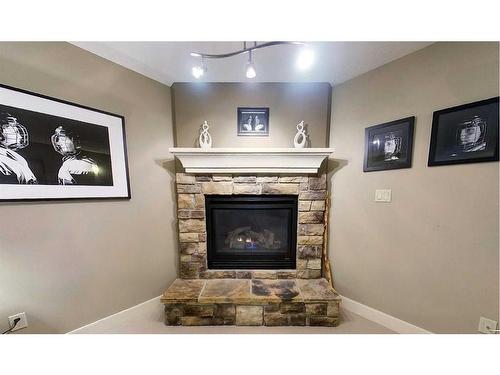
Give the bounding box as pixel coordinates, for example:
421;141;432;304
162;278;340;326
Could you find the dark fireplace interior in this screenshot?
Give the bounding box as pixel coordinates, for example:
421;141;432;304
206;195;298;269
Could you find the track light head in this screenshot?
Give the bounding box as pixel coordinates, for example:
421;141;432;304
192;65;205;79
245;50;256;79
246;61;256;79
296;48;315;70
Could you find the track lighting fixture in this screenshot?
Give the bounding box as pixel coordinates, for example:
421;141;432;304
190;41;313;79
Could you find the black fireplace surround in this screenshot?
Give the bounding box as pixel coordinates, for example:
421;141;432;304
206;195;298;269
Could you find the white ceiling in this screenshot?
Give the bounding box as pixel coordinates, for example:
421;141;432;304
72;42;433;86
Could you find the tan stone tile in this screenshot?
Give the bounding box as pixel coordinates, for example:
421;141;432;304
256;176;278;183
179;233;199;243
261;183;299;195
177;194;195;209
233;176;256;183
176;173;196;184
298;200;312;211
296;278;340;302
298;235;323;245
251;279;303;302
298;223;324;236
309;175;326;190
161;279;205;303
194;194;205;208
310;200;326;211
177;184;201;194
298;211;324;223
233;184;262;194
236;305;263;326
307;259;322;270
212;174;232;181
179;219;205;233
278;176;308;183
199;279;252;304
299;191;326;200
201;182;233;195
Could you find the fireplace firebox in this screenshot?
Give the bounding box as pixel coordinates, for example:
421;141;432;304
206;195;298;269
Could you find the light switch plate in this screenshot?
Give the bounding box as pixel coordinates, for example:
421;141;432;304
478;317;498;334
375;189;392;202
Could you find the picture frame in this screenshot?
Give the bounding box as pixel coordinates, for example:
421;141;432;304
363;116;415;172
237;107;269;136
428;97;499;167
0;83;131;201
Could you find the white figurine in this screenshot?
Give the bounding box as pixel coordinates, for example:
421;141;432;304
199;121;212;148
293;121;307;148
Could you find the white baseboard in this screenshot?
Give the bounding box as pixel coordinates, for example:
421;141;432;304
340;296;432;334
67;295;162;334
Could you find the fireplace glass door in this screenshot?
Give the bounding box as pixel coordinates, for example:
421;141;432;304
206;195;297;269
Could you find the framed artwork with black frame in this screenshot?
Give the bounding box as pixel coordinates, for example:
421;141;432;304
0;83;131;202
428;97;499;167
363;116;415;172
237;107;269;136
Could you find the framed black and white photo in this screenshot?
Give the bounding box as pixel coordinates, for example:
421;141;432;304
0;83;130;201
428;97;499;166
363;116;415;172
237;107;269;136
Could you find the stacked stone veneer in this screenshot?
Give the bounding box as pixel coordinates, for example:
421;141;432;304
175;172;327;279
166;301;339;327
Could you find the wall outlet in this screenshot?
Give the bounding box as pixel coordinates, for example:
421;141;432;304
478;317;498;334
8;312;28;332
375;189;392;202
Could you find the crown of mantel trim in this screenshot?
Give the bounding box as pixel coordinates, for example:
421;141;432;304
169;148;335;174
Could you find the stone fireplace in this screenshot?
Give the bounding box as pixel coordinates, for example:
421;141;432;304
175;173;327;279
162;148;341;327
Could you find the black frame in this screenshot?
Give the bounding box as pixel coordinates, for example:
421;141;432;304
363;116;415;172
206;195;297;270
237;107;270;136
0;83;131;202
428;97;499;167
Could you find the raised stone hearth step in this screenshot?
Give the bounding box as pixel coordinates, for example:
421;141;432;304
161;278;341;327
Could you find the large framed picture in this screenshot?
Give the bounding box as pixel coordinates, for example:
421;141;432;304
428;97;499;166
363;116;415;172
0;84;130;201
237;107;269;136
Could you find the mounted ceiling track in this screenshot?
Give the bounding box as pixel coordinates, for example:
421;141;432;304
189;41;304;59
190;41;314;79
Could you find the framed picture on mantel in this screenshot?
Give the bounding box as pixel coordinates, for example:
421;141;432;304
363;116;415;172
237;107;269;136
0;83;131;201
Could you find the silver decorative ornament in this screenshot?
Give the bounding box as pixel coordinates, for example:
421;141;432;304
199;121;212;148
293;121;307;148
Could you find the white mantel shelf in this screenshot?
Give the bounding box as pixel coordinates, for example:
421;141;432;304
169;147;334;174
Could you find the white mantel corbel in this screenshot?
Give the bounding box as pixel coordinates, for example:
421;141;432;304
168;148;334;174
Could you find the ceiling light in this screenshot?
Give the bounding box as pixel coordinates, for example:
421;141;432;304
191;57;206;79
192;65;205;79
245;50;256;79
296;48;315;70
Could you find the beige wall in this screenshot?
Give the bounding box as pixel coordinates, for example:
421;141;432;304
329;42;499;333
172;82;331;148
0;42;177;333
